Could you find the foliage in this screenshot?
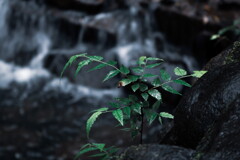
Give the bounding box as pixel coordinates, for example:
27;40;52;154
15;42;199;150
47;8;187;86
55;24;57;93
61;54;207;159
211;18;240;40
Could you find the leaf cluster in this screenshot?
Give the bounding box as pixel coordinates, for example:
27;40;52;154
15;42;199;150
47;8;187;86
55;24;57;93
61;54;207;159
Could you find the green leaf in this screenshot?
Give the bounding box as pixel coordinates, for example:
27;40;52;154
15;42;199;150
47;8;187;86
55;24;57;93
162;84;182;95
160;69;171;81
144;109;158;125
92;107;109;112
173;79;191;87
88;63;107;72
89;153;106;158
192;71;207;78
103;70;120;82
210;34;220;40
80;143;91;150
139;83;148;92
123;107;131;118
148;89;162;100
152;100;161;110
131;83;140;92
108;102;121;108
146;63;161;68
152;78;161;87
174;67;187;76
128;95;138;102
75;147;98;159
75;59;92;77
61;54;86;77
132;103;142;114
128;75;139;82
120;65;130;74
141;93;149;101
87;55;103;61
158;116;162;124
92;143;105;151
112;109;124;126
146;57;164;61
143;73;158;78
86;111;103;137
115;98;131;105
138;56;147;65
119;78;132;86
132;67;144;73
160;112;174;119
88;60;117;72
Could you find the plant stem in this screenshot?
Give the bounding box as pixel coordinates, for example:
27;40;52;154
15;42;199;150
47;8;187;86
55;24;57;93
140;107;144;144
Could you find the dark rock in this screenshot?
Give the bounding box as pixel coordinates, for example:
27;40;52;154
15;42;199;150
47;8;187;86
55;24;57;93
163;62;240;148
118;144;195;160
45;0;105;14
203;41;240;70
196;96;240;160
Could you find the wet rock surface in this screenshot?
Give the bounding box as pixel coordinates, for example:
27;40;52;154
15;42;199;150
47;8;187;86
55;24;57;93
118;144;195;160
196;96;240;160
163;62;240;148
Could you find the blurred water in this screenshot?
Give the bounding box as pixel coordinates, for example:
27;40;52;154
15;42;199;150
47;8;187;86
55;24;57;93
0;0;199;159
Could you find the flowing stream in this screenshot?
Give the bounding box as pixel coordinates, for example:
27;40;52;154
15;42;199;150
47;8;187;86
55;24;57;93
0;0;199;159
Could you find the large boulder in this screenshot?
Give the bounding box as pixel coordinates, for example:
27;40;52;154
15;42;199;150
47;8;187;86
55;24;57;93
118;144;195;160
196;96;240;160
163;62;240;148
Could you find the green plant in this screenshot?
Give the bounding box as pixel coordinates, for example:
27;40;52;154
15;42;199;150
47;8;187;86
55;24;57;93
211;18;240;40
61;54;207;160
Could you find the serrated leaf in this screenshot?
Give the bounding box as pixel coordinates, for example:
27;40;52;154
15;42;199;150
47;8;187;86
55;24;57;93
146;63;162;68
140;83;148;92
75;59;92;77
141;93;149;101
131;83;140;92
160;112;174;119
89;153;106;158
120;65;130;74
173;79;191;87
152;100;161;110
92;143;105;151
143;73;158;78
87;55;103;61
192;71;207;78
144;109;158;125
132;67;144;73
112;109;124;126
148;89;162;100
138;56;147;65
152;78;161;87
61;53;87;77
103;70;120;82
123;107;131;118
174;67;187;76
146;57;164;61
162;84;182;95
132;103;142;114
86;111;102;137
75;147;98;159
160;69;171;81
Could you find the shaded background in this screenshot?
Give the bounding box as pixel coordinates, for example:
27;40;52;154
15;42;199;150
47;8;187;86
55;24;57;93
0;0;239;159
